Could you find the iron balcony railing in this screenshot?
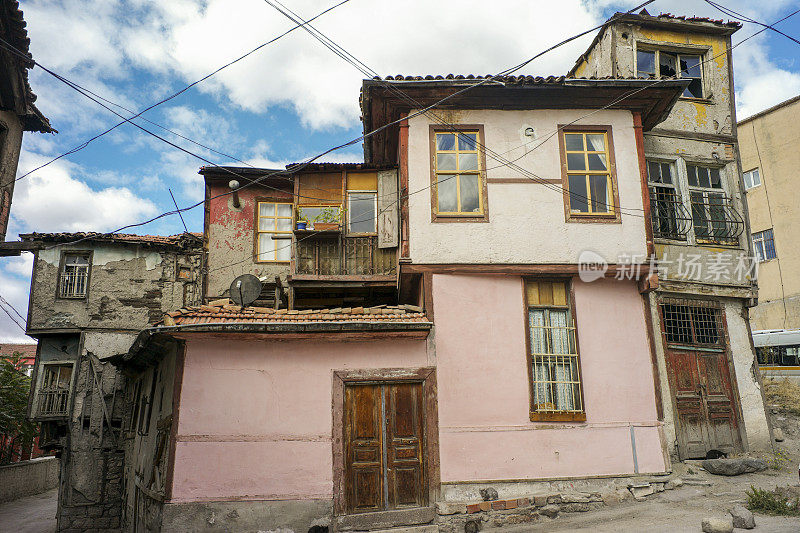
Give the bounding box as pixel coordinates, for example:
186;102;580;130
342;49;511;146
649;189;745;245
37;389;69;417
650;187;692;241
689;192;745;245
294;235;396;276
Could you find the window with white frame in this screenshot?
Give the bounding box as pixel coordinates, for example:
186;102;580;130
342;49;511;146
636;48;704;98
347;192;377;234
59;253;90;298
743;168;761;190
647;160;690;240
686;164;738;244
753;229;776;261
256;201;292;262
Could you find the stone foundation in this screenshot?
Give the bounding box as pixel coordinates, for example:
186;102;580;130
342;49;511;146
160;499;332;532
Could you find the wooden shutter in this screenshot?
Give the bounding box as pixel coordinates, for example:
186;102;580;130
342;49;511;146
377;169;399;249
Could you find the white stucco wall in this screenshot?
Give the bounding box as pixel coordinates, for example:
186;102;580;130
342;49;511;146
406;109;647;264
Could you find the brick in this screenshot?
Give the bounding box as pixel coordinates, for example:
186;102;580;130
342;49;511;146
466;504;481;514
504;499;518;509
491;501;505;510
479;501;491;512
518;498;530;507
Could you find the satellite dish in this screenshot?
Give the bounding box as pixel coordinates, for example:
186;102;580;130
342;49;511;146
229;274;262;308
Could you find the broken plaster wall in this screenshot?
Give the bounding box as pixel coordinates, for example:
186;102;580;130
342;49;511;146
0;109;23;240
29;243;201;332
206;182;291;300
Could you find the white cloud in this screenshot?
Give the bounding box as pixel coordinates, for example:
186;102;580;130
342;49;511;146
9;148;159;235
0;260;34;343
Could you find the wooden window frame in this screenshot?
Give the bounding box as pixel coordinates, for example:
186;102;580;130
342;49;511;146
429;124;489;223
523;278;586;422
56;250;92;300
558;125;621;224
634;46;707;100
254;198;293;263
346;190;378;236
33;360;76;419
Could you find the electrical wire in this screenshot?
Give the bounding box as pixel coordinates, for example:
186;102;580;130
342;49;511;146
704;0;800;46
0;294;27;332
11;0;353;183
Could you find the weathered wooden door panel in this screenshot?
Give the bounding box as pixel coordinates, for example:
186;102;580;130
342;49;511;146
660;300;741;459
345;385;383;513
344;382;425;514
386;383;425;509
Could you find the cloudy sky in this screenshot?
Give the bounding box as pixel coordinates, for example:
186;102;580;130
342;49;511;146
1;0;799;342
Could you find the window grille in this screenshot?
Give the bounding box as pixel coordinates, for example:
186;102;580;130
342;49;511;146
59;253;90;298
525;280;584;419
37;364;72;416
661;298;724;347
686;164;745;245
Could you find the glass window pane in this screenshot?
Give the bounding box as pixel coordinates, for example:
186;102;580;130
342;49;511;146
565;134;583;151
637;50;656;78
460;174;480;213
569;175;589;212
590;175;610;212
458;133;477;150
680;55;702;78
349;192;376;233
752;169;761;186
258;234;275;261
710;168;722;188
660;52;677;78
685;78;703;98
259;217;275;231
437;153;457;171
647;161;661;183
276;203;291;217
587;153;607;171
437;174;458;212
529;309;546;353
567;153;586;171
586;134;605;151
259;202;274;217
743;172;752;189
436;134;455;151
275;218;292;232
660;163;673;184
276;240;291;261
691;191;709;238
698;167;711;188
753;238;765;262
687;165;698;187
459;153;478;171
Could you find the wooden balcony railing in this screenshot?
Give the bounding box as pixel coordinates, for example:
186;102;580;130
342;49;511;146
293;235;396;277
37;389;69;417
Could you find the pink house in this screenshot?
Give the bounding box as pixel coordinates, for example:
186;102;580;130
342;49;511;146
115;76;690;531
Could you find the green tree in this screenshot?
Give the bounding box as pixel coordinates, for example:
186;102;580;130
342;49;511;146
0;353;38;464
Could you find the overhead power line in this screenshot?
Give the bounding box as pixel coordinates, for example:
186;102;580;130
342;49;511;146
704;0;800;46
11;0;353;183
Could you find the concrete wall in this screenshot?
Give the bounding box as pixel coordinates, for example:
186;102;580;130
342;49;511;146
406;109;647;265
0;109;23;240
738;98;800;330
169;335;429;531
432;274;666;486
0;456;59;503
205;183;291;299
30;243;201;332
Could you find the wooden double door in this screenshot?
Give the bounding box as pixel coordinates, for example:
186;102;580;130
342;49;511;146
344;382;426;514
660;299;742;459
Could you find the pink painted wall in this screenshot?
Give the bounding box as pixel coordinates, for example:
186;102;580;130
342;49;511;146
433;274;665;481
170;337;429;503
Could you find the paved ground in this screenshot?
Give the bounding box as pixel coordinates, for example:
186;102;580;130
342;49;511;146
0;488;57;533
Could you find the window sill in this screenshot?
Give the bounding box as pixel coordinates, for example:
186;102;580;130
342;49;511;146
678;96;713;105
431;212;489;223
530;411;586;422
566;213;621;224
254;260;291;264
57;295;88;300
